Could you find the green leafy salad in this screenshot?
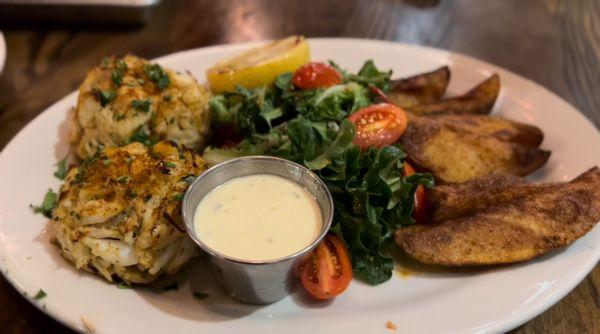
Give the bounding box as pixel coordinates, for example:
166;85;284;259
203;60;434;285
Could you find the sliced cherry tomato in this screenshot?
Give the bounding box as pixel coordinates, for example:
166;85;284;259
292;62;342;89
299;234;352;300
403;162;429;224
347;103;408;150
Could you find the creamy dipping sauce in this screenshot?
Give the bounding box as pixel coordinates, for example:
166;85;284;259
193;174;323;261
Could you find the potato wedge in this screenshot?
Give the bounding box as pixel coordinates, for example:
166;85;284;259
399;114;550;183
407;74;500;116
429;174;547;222
395;167;600;266
389;66;450;108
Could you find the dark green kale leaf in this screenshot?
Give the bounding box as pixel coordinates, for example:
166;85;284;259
209;84;288;138
304;119;355;170
281;82;370;121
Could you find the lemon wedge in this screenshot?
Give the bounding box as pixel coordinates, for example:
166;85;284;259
207;36;310;93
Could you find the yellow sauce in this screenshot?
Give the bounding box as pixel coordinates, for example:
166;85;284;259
193;174;322;261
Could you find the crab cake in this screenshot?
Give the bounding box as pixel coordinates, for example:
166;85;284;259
53;141;207;283
70;55;211;159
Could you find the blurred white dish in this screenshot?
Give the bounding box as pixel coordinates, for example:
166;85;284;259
0;32;6;74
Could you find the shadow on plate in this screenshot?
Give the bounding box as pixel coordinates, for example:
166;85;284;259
134;256;263;322
288;282;334;309
54;106;72;162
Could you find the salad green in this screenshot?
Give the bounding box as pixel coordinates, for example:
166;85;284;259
204;60;434;285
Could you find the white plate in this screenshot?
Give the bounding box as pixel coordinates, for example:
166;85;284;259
0;38;598;334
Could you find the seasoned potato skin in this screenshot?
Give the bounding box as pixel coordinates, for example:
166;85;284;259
429;174;528;222
399;114;550;183
389;66;450;109
70;55;211;159
395;167;600;266
407;74;500;116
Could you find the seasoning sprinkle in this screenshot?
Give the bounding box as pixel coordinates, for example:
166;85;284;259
117;175;131;183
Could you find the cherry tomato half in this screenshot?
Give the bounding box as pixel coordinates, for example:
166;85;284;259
292;62;342;89
347;103;408;150
299;234;353;300
403;162;429;224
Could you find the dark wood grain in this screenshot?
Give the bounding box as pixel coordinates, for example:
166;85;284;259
0;0;598;333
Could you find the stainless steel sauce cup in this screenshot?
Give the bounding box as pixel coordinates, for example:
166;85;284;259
182;156;334;304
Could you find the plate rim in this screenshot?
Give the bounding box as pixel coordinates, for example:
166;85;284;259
0;37;598;334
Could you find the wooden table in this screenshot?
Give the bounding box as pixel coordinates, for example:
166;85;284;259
0;0;598;333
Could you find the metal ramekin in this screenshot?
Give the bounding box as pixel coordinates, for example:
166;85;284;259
182;156;333;304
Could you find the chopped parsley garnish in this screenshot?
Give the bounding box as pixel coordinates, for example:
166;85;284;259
129;126;155;147
183;175;196;185
115;59;128;72
126;188;138;198
173;193;184;201
71;171;85;185
111;70;123;87
102;159;112;166
125;157;133;165
117;175;131;183
30;189;58;218
111;59;128;87
117;281;132;289
193;292;209;300
114;113;126;121
162;94;172;102
33;289;47;300
165;161;176;168
53;157;68;180
163;282;179;291
144;64;170;90
100;57;111;69
131;99;152;113
92;88;116;107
